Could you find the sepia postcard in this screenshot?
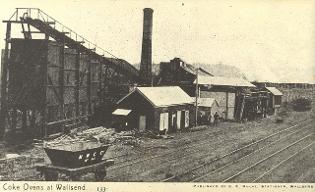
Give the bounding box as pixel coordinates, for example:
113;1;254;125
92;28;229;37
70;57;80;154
0;0;314;191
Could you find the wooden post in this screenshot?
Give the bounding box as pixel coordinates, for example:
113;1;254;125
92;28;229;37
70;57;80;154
239;94;246;122
43;38;49;138
99;61;103;104
0;22;11;138
42;109;47;137
226;92;229;120
195;68;199;127
87;56;91;114
75;48;80;118
60;37;65;121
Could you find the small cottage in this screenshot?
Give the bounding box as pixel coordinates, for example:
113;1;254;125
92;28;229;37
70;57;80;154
114;86;194;134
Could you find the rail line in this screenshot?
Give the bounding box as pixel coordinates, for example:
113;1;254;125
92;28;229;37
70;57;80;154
190;125;314;182
107;119;313;181
142;124;315;182
108;122;276;167
109;118;311;165
223;133;313;182
106;129;230;180
109;127;225;163
167;121;314;182
252;141;314;182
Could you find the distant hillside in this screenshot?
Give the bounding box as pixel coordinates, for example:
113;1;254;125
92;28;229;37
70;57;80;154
133;62;248;79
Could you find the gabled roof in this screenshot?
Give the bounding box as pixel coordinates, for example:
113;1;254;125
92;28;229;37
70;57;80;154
266;87;283;96
191;97;219;107
118;86;194;108
195;76;255;87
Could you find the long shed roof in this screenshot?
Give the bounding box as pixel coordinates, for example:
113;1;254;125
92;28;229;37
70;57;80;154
118;86;194;108
195;76;255;87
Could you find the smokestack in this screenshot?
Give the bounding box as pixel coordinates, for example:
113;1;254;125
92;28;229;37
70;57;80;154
140;8;153;86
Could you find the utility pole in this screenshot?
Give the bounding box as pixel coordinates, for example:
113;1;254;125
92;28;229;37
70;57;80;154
195;67;199;127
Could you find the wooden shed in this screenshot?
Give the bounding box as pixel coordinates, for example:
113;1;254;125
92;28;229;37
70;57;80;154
111;109;133;132
193;97;220;125
265;87;283;115
116;86;194;134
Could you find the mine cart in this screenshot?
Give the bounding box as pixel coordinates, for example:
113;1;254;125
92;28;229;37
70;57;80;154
37;141;114;181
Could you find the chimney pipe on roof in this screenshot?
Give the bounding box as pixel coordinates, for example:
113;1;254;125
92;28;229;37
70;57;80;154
140;8;153;86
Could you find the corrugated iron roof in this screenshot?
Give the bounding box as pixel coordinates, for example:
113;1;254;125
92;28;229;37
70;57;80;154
191;97;219;107
118;86;194;108
266;87;283;96
112;109;132;116
195;76;255;87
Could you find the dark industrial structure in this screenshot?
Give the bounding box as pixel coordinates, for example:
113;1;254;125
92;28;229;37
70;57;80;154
0;8;145;138
157;58;271;122
139;8;153;86
158;58;213;93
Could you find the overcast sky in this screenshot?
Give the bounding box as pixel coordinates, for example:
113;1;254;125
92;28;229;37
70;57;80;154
1;0;315;83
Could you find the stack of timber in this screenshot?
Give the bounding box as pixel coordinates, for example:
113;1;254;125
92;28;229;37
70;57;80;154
45;127;141;147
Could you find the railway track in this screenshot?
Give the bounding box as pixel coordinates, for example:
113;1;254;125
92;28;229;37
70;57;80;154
109;118;310;165
190;124;314;182
223;134;314;182
160;121;314;182
106;129;230;180
143;124;315;182
108;127;226;164
252;141;314;182
107;119;313;181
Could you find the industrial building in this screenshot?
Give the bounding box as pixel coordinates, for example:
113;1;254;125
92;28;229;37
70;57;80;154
0;7;284;139
0;8;144;138
156;57;269;122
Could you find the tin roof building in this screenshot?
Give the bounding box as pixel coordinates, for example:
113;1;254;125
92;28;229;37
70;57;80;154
115;86;194;133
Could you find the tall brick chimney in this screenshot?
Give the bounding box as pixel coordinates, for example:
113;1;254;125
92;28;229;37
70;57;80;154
140;8;153;86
